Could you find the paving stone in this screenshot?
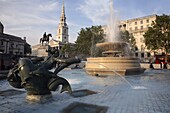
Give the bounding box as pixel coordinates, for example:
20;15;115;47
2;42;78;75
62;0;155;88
0;69;170;113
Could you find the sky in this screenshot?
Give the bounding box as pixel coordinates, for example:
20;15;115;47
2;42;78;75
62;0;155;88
0;0;170;46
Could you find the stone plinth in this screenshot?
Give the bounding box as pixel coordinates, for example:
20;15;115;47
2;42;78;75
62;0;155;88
32;44;48;57
85;57;145;76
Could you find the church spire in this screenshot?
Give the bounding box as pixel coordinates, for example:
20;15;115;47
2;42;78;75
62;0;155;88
60;0;66;24
56;0;69;43
61;0;65;16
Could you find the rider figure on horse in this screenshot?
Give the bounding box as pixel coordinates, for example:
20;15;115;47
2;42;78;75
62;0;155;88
40;32;52;45
43;32;47;39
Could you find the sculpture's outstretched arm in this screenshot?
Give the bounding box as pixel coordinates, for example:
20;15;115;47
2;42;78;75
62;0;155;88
53;58;67;63
29;67;54;77
54;58;81;75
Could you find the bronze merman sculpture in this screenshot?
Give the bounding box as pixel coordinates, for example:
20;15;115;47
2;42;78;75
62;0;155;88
7;46;81;101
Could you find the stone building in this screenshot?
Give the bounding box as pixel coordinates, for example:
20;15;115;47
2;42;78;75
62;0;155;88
119;14;156;58
56;1;69;43
102;14;157;61
0;22;31;70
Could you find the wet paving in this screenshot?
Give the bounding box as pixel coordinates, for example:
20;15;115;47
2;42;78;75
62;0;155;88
61;102;108;113
0;69;170;113
71;89;97;98
0;89;25;97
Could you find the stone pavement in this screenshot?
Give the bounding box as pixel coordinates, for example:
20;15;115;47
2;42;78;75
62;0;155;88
0;69;170;113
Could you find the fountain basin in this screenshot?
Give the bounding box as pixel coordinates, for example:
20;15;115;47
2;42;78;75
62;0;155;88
96;42;131;57
85;57;145;76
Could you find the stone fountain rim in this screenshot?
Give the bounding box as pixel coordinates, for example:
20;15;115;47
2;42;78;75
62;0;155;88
87;57;140;61
96;41;128;46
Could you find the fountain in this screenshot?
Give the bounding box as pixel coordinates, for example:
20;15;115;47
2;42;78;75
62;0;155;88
85;0;145;76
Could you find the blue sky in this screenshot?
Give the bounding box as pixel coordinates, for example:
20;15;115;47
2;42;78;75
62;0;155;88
0;0;170;46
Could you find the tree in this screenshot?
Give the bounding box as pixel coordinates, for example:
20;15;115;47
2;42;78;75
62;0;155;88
60;43;76;57
119;30;136;52
144;14;170;62
75;26;104;57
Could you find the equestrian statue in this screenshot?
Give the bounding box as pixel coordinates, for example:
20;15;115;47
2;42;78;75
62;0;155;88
40;32;52;45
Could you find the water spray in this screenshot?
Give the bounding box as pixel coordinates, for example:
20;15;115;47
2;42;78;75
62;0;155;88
94;62;147;90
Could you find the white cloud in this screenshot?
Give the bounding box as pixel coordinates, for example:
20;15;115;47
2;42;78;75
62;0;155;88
0;0;60;45
38;1;59;11
77;0;110;25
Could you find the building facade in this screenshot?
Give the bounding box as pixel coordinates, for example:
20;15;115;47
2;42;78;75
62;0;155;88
103;14;157;61
120;15;156;60
0;22;31;70
120;15;156;51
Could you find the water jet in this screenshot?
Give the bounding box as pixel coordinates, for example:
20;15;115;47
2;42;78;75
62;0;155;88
85;0;145;76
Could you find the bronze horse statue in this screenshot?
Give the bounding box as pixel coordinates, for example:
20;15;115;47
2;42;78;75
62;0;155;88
40;33;52;45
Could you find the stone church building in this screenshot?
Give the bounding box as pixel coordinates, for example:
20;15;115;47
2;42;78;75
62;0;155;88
32;1;69;57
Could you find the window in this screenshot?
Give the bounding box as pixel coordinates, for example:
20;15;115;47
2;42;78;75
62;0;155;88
147;24;149;27
135;27;138;30
141;26;143;30
147;53;151;57
135;53;138;57
140;20;143;24
1;41;3;45
135;47;138;51
58;37;60;39
141;53;144;58
146;19;149;23
11;44;14;48
135;22;137;25
59;29;60;33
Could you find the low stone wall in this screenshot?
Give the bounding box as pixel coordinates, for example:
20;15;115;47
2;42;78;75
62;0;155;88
0;70;9;80
140;63;167;69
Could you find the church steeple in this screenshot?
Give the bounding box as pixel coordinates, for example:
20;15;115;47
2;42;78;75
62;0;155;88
62;0;65;16
60;0;66;24
56;0;69;43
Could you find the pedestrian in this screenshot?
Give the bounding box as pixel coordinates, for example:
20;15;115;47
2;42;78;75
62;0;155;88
150;62;154;69
160;62;163;69
163;62;168;69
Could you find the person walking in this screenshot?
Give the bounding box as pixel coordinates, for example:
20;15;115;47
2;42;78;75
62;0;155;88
150;62;154;69
160;62;163;69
